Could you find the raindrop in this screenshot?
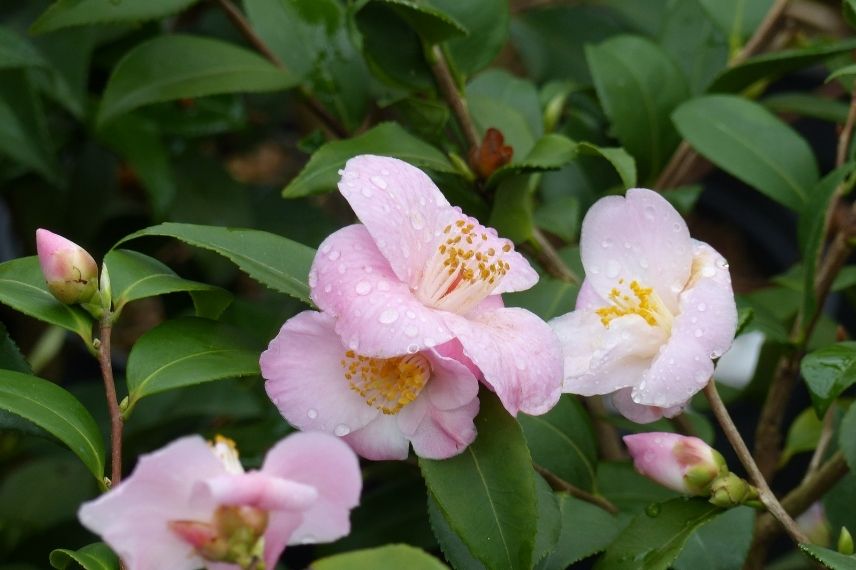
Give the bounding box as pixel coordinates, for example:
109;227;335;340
348;338;359;350
672;222;681;232
377;281;391;291
307;409;318;419
697;303;706;312
404;325;418;338
337;169;344;176
406;310;416;319
355;281;372;295
337;264;346;275
639;258;649;269
643;205;656;221
515;360;526;370
623;241;632;249
410;211;425;230
328;249;341;261
701;266;716;277
710;350;721;359
334;424;351;436
378;309;399;324
694;328;703;338
300;534;317;545
321;243;331;254
361;186;373;198
694;370;708;382
407;343;419;353
590;266;601;275
606;259;621;278
601;238;613;248
716;258;729;269
324;284;332;293
370;176;388;189
308;271;318;287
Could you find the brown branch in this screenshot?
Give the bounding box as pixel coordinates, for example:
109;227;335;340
581;395;627;461
806;407;836;477
534;464;620;515
97;316;123;486
524;228;580;284
734;0;791;65
836;85;856;167
703;381;809;546
427;44;480;154
669;413;696;437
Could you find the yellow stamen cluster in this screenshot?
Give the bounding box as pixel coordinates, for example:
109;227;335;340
341;350;431;414
440;220;511;285
595;279;662;327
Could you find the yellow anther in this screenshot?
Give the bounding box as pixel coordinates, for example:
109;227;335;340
341;352;431;414
595;279;667;328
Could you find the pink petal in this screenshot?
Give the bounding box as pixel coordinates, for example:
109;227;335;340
425;346;480;410
580;188;693;312
633;242;737;408
197;472;318;511
262;432;361;551
310;224;454;357
574;279;601;311
337;155;452;287
344;415;410;460
623;432;688;492
611;387;684;424
398;396;479;459
78;437;226;570
445;307;563;416
261;311;379;435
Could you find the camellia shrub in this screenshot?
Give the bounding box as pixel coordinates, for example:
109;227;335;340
3;0;856;569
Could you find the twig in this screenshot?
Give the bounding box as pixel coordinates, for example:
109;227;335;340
734;0;790;65
426;44;480;154
836;85;856;167
703;381;809;546
669;413;696;437
97;315;123;486
524;228;580;284
806;406;836;477
581;395;626;461
214;0;349;139
534;464;620;515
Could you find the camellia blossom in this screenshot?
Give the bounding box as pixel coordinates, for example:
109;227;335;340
550;188;737;422
262;311;479;460
306;155;562;417
78;432;360;570
36;228;99;305
624;432;725;495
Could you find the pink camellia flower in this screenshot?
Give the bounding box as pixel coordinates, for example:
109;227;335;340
306;155;562;417
261;311;479;460
550;188;737;422
78;432;361;570
624;432;725;495
36;228;99;304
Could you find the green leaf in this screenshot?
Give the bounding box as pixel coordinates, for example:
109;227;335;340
32;0;199;33
283;122;454;198
586;35;689;182
781;407;824;466
505;277;579;321
370;0;467;45
658;0;728;94
536;496;624;569
711;40;856;93
489;175;536;243
311;545;448;570
50;543;118;570
105;249;232;319
533;475;562;565
764;93;851;124
117;222;315;304
697;0;774;43
468;69;543;140
469;96;536;156
664;185;703;215
519;395;598;491
672;506;754;570
0;321;30;373
800;342;856;417
0;28;47;70
420;391;538;570
124;317;260;415
846;0;856;31
800;544;856;569
596;499;722;570
0;257;93;344
428;493;486;569
672;95;819;211
828;64;856;84
596;462;678;513
576;142;637;189
533;196;579;243
98;34;299;126
840;403;856;472
0;370;105;480
433;0;509;76
490;134;577;186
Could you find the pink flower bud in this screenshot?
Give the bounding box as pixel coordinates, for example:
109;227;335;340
36;229;98;305
624;432;726;495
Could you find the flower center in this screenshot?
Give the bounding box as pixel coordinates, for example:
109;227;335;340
210;435;244;475
341;351;431;414
170;505;267;568
416;217;512;314
595;279;674;332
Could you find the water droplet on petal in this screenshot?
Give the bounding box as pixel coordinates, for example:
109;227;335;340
623;241;632;249
694;328;704;338
716;258;729;269
378;309;399;324
404;325;418;338
337;264;346;274
672;222;681;232
337;169;344;176
606;259;621;278
410;211;425;230
327;249;341;261
643;206;656;221
407;343;419;353
377;281;390;292
601;238;613;248
590;266;601;275
308;271;318;287
702;266;716;277
307;408;318;419
406;310;416;319
515;360;526;370
639;258;649;269
355;281;372;295
348;338;359;350
334;424;350;436
424;337;436;347
697;303;706;312
370;176;388;189
324;284;332;293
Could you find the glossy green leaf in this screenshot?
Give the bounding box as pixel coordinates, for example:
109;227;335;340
30;26;96;119
490;134;577;186
469;96;535;157
712;39;856;93
846;0;856;30
0;257;92;344
597;462;677;513
468;69;543;140
829;64;856;84
32;0;199;33
434;0;509;76
672;95;818;211
50;543;118;570
658;0;728;94
576;142;637;189
800;545;856;569
505;277;579;321
673;506;754;570
781;407;824;466
533;475;562;565
764;93;851;124
489;175;535;243
420;391;538;570
697;0;774;43
370;0;466;45
0;322;30;373
105;249;232;319
840;403;856;472
536;496;624;569
596;499;722;570
98;34;298;126
0;28;47;70
283;122;454;198
586;35;688;182
801;342;856;417
519;395;597;491
0;370;105;480
428;493;486;569
124;317;260;414
533;196;579;243
118;222;315;304
311;545;448;570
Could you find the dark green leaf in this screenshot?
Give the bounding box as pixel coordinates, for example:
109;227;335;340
696;0;774;42
428;493;486;569
32;0;199;33
420;391;538;570
576;142;637;189
468;70;543;140
673;506;754;570
124;317;260;414
0;321;30;373
505;277;579;321
586;35;688;182
371;0;466;45
283;122;454;198
30;26;96;119
846;0;856;31
0;257;93;344
800;544;856;569
711;40;856;93
0;370;105;480
490;135;577;186
469;96;536;156
663;185;703;215
536;496;624;569
433;0;509;76
118;222;315;304
800;342;856;417
533;196;579;243
840;403;856;472
105;249;232;319
597;462;678;512
489;175;535;243
672;95;819;211
658;0;728;94
519;395;597;491
533;475;562;565
50;543;118;570
311;545;448;570
595;499;722;570
0;28;47;70
98;34;299;126
764;93;851;124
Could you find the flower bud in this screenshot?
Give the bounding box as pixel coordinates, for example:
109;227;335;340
624;433;726;495
839;526;854;555
36;229;98;305
708;472;759;508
